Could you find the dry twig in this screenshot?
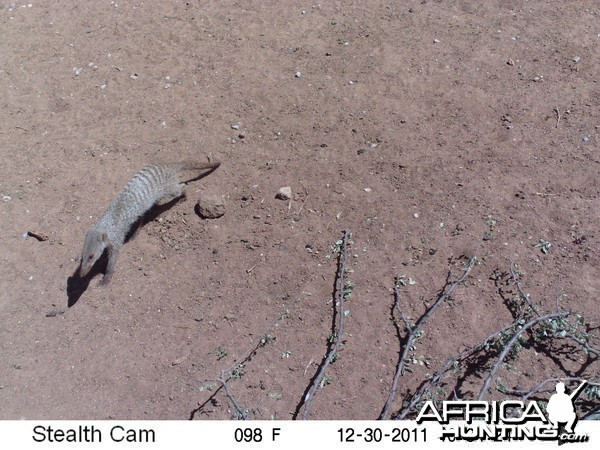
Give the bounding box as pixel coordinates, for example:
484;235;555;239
502;376;599;400
299;230;351;420
394;318;520;419
199;334;273;419
380;257;477;419
477;311;571;400
509;258;541;316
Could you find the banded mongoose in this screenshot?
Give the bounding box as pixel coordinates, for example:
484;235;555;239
79;161;220;284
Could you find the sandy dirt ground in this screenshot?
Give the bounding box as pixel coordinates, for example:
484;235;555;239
0;1;598;420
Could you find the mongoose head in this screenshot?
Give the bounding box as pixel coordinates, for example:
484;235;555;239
80;230;107;277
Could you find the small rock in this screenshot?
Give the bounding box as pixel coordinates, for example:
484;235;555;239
364;187;372;192
130;73;138;80
295;71;302;78
433;39;440;43
572;56;581;63
195;194;225;219
238;132;246;139
413;213;419;218
348;80;354;85
276;186;292;200
532;75;541;82
582;135;590;142
231;124;240;130
357;148;367;155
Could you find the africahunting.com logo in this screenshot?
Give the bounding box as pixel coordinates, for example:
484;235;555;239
417;380;591;443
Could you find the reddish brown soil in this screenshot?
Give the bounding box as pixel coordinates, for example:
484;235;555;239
1;1;598;420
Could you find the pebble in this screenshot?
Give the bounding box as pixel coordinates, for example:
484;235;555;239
433;39;440;43
295;71;302;78
532;76;541;82
413;213;419;218
572;56;581;63
276;186;292;200
364;187;372;192
582;135;590;142
130;73;138;80
73;67;82;76
231;124;240;130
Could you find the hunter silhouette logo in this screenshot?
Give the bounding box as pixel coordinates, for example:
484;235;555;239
417;380;591;443
547;380;587;435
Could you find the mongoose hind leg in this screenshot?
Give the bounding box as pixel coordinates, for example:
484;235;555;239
156;183;186;206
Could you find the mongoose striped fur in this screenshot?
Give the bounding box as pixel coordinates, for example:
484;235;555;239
79;160;220;284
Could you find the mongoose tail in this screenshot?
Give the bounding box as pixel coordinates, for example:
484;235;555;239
177;160;221;183
79;160;220;284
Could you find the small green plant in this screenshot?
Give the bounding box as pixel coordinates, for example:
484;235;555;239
331;239;344;254
268;392;283;400
533;239;552;254
344;280;355;299
199;383;214;392
395;275;416;287
230;364;245;380
585;384;600;402
260;334;276;346
486;216;498;228
216;346;228;360
320;375;333;387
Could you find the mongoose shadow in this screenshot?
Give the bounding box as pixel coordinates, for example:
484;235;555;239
67;164;219;307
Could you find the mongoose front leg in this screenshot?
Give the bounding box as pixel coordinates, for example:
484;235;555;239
99;246;119;285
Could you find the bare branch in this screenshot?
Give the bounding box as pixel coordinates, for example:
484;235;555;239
502;377;600;401
563;334;600;358
380;257;477;419
509;258;541;316
477;311;571;400
194;316;282;419
300;230;351;420
395;323;508;419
